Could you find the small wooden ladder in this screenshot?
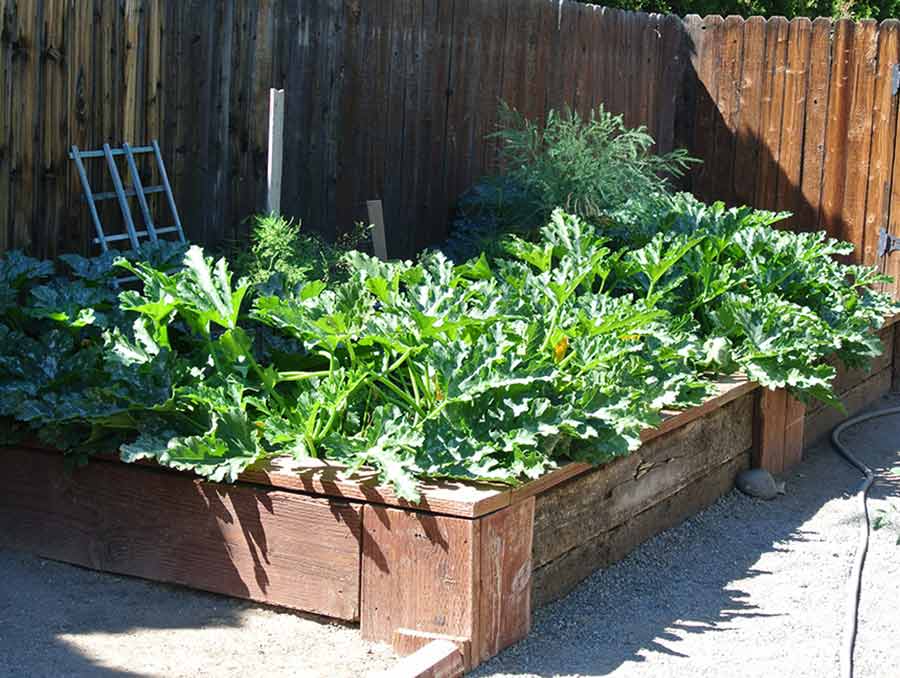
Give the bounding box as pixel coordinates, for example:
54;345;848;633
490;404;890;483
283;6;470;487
69;140;186;252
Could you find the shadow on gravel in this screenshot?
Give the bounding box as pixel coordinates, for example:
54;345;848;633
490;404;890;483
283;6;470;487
473;395;900;677
0;550;245;677
0;546;348;678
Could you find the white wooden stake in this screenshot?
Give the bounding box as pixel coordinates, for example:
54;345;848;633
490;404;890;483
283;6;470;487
367;200;388;260
267;88;285;215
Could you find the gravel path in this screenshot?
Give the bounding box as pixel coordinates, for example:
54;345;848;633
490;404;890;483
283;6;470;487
0;552;396;678
475;394;900;678
2;396;899;678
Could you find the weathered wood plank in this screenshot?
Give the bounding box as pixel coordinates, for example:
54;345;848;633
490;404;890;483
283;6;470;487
690;14;723;201
776;18;812;231
797;17;833;232
732;15;767;208
66;0;95;254
712;15;744;205
477;498;534;663
10;0;41;251
40;0;67;258
755;386;788;473
654;13;686;156
532;391;754;570
532;450;750;607
360;505;479;647
242;457;511;519
754;16;789;212
783;392;806;468
0;447;362;620
374;639;466;678
865;21;900;270
804;366;893;447
820;19;855;242
0;0;11;251
841;19;879;263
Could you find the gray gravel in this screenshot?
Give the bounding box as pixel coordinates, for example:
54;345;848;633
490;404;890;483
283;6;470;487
474;393;900;678
0;552;396;677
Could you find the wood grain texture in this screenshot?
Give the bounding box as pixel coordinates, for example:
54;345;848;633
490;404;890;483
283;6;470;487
532;450;750;607
360;505;479;647
754;386;788;473
820;19;855;242
690;14;723;201
776;18;812;231
840;20;879;264
532;392;754;570
754;17;789;211
783;393;806;469
0;447;362;620
4;5;900;268
711;15;744;205
804;366;893;447
477;498;534;663
392;629;471;667
373;639;466;678
797;17;834;232
731;16;767;208
865;20;900;269
241;457;511;519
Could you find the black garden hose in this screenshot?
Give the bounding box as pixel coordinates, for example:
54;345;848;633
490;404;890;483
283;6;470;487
830;406;900;678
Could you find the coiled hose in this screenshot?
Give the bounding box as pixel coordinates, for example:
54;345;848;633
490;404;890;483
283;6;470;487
830;405;900;678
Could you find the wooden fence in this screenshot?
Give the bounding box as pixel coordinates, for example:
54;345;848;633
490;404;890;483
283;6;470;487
2;1;900;295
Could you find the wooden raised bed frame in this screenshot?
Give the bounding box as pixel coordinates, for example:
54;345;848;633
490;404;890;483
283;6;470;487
1;320;897;672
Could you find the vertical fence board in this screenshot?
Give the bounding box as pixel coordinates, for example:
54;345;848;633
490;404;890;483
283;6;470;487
712;16;744;205
66;0;94;253
476;0;506;177
865;21;900;270
334;0;365;234
638;14;662;145
691;14;723;201
40;0;67;258
654;14;684;156
841;20;879;264
821;19;856;242
731;16;766;207
754;17;789;212
421;0;453;252
797;17;833;233
0;0;9;251
573;3;595;118
776;18;812;231
10;0;41;251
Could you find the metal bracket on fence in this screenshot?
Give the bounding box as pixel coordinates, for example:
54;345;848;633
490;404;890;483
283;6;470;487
892;64;900;97
878;228;900;257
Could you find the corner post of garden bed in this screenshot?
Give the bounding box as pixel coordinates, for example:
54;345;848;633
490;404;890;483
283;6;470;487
359;496;536;671
753;387;806;474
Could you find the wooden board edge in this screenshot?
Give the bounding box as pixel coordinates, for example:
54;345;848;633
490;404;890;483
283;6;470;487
13;373;760;519
369;639;465;678
531;449;750;608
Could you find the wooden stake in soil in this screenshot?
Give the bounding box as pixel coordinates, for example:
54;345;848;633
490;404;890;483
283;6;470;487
367;199;389;260
267;88;285;215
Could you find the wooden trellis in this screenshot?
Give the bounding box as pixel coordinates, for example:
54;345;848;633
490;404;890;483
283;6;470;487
69;140;185;252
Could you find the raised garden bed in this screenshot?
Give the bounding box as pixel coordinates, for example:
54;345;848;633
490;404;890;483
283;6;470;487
1;321;898;673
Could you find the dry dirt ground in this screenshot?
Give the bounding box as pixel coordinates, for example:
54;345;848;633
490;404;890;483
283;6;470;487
2;395;899;678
